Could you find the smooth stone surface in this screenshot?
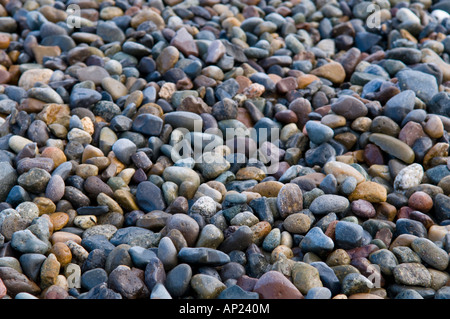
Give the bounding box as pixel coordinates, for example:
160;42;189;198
309;195;350;215
253;270;303;299
368;133;415;164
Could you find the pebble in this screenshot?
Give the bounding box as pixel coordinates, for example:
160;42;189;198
305;121;334;145
369;133;415;164
348;181;387;203
81;268;108;291
291;262;323;295
309;195;349;215
136;181;166;213
164;263;192;298
331;96;367;120
190;274;226;299
300;227;334;257
276;183;303;219
253;270;303;299
11;229;49;255
108;265;147;299
341;273;373;296
0;267;41;297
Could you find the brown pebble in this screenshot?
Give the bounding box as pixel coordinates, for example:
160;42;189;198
49;212;69;231
50;242;72;267
250;221;272;246
41;147;67;168
423;115;444;139
274;110;298;124
253;270;303;299
375;202;397;221
50;231;82;245
408;191;433;213
250;181;284;197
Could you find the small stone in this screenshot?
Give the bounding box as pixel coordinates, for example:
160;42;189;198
40;253;60;290
206;40;226;64
0;267;41;297
300;227;334;257
342;273;373;296
190;274;226;299
276;183;303;219
101;77;128;101
368;249;398;276
291;262;323;295
351;200;376;218
112;139;137;166
0;162;17;202
74;215;97;230
348;181;387;203
305;121;334;145
157;237;178;271
45;175;65;203
165;214;199;247
369;133;415;164
283;213;311;234
411;238;449;271
19;68;53;91
305;286;332;299
330;95;367;120
218;226;253;253
165;263;192;298
170;27;198;57
136;181;166;213
132;114;164;136
423;115;444;139
397;69;438;104
310;61;346;85
309;195;350;215
253;270;303;299
408;191;433;213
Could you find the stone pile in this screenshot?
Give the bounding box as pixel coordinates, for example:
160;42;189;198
0;0;449;300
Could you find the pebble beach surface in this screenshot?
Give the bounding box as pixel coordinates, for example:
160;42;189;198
0;0;450;300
